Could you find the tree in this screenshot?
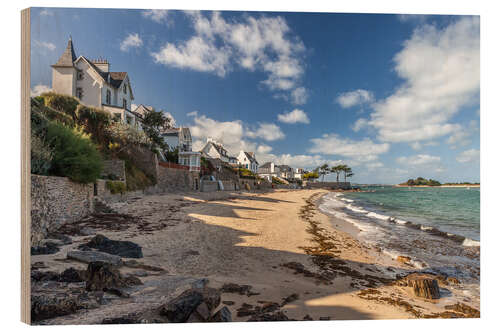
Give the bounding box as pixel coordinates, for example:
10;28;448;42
141;108;172;151
346;171;354;182
319;163;329;182
331;165;343;183
343;166;352;182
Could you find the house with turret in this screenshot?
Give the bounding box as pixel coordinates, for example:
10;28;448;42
51;37;141;128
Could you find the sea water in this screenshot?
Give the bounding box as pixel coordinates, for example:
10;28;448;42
318;186;480;303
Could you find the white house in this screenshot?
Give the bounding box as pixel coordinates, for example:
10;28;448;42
237;151;259;173
200;138;232;163
161;127;200;171
257;162;276;181
51;37;141;128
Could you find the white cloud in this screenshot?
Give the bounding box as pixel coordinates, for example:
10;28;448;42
397;154;441;166
152;11;306;101
34;40;56;51
447;120;479;148
366;162;384;169
337;89;374;108
247;123;285;141
290;87;308;105
456;149;479;163
309;134;389;162
120;33;143;52
257;144;272;154
369;17;479;143
410;141;438;150
142;9;169;23
277;109;310;124
40;9;53;16
151;37;231;77
351;118;370;132
30;84;51;97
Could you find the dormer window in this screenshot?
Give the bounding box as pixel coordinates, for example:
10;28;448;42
123;83;127;95
77;70;84;80
123;98;127;110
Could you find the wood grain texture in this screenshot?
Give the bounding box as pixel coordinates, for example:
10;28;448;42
21;7;31;325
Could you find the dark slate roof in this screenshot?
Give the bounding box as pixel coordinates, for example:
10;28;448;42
243;152;258;164
209;142;229;158
260;162;273;168
52;38;77;67
109;72;127;88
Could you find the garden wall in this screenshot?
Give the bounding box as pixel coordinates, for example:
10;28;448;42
201;180;218;192
157;165;199;191
31;175;94;246
101;159;126;181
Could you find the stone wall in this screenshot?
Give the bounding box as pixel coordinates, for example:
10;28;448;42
101;159;126;181
31;175;94;246
157;165;199;192
124;145;159;181
201;180;218;192
304;181;351;190
220;180;238;191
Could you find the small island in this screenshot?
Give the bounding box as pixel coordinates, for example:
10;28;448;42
397;177;480;187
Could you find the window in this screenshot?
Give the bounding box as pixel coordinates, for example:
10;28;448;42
123;84;127;94
76;88;83;99
77;71;84;80
123;98;127;110
106;90;111;105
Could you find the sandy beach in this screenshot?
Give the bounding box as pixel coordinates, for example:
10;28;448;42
31;189;479;324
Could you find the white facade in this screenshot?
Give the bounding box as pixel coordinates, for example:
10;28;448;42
51;38;139;127
200;138;230;163
237;151;259;173
161;127;200;171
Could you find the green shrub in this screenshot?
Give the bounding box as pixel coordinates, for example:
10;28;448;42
76;105;111;144
31;133;53;175
123;158;155;191
105;180;126;194
45;122;103;183
41;92;80;120
40;105;74;127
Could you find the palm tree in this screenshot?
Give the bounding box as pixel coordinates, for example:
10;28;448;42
343;166;352;182
331;165;342;183
319;163;329;182
346;171;354;183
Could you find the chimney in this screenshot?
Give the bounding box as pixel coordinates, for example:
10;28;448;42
92;57;109;72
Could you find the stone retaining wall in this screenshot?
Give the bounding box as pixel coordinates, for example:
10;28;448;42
31;175;94;246
201;180;218;192
101;159;126;181
157;166;199;191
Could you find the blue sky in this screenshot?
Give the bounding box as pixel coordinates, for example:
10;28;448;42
30;8;480;184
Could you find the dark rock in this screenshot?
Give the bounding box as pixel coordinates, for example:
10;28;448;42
193;302;211;321
407;275;440;299
79;234;143;258
261;302;280;313
212;306;232;322
59;267;85;283
247;311;289;321
220;283;253;296
31;294;78;322
67;250;123;266
222;300;235;306
31;270;59;282
160;289;204;323
191;278;209;289
85;261;142;293
46;233;73;245
31;262;47;270
303;314;313;320
31;242;60;255
200;287;221;312
281;293;299;306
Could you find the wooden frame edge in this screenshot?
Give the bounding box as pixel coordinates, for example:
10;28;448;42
21;7;31;325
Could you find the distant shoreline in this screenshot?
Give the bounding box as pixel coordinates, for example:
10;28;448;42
394;184;480;188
